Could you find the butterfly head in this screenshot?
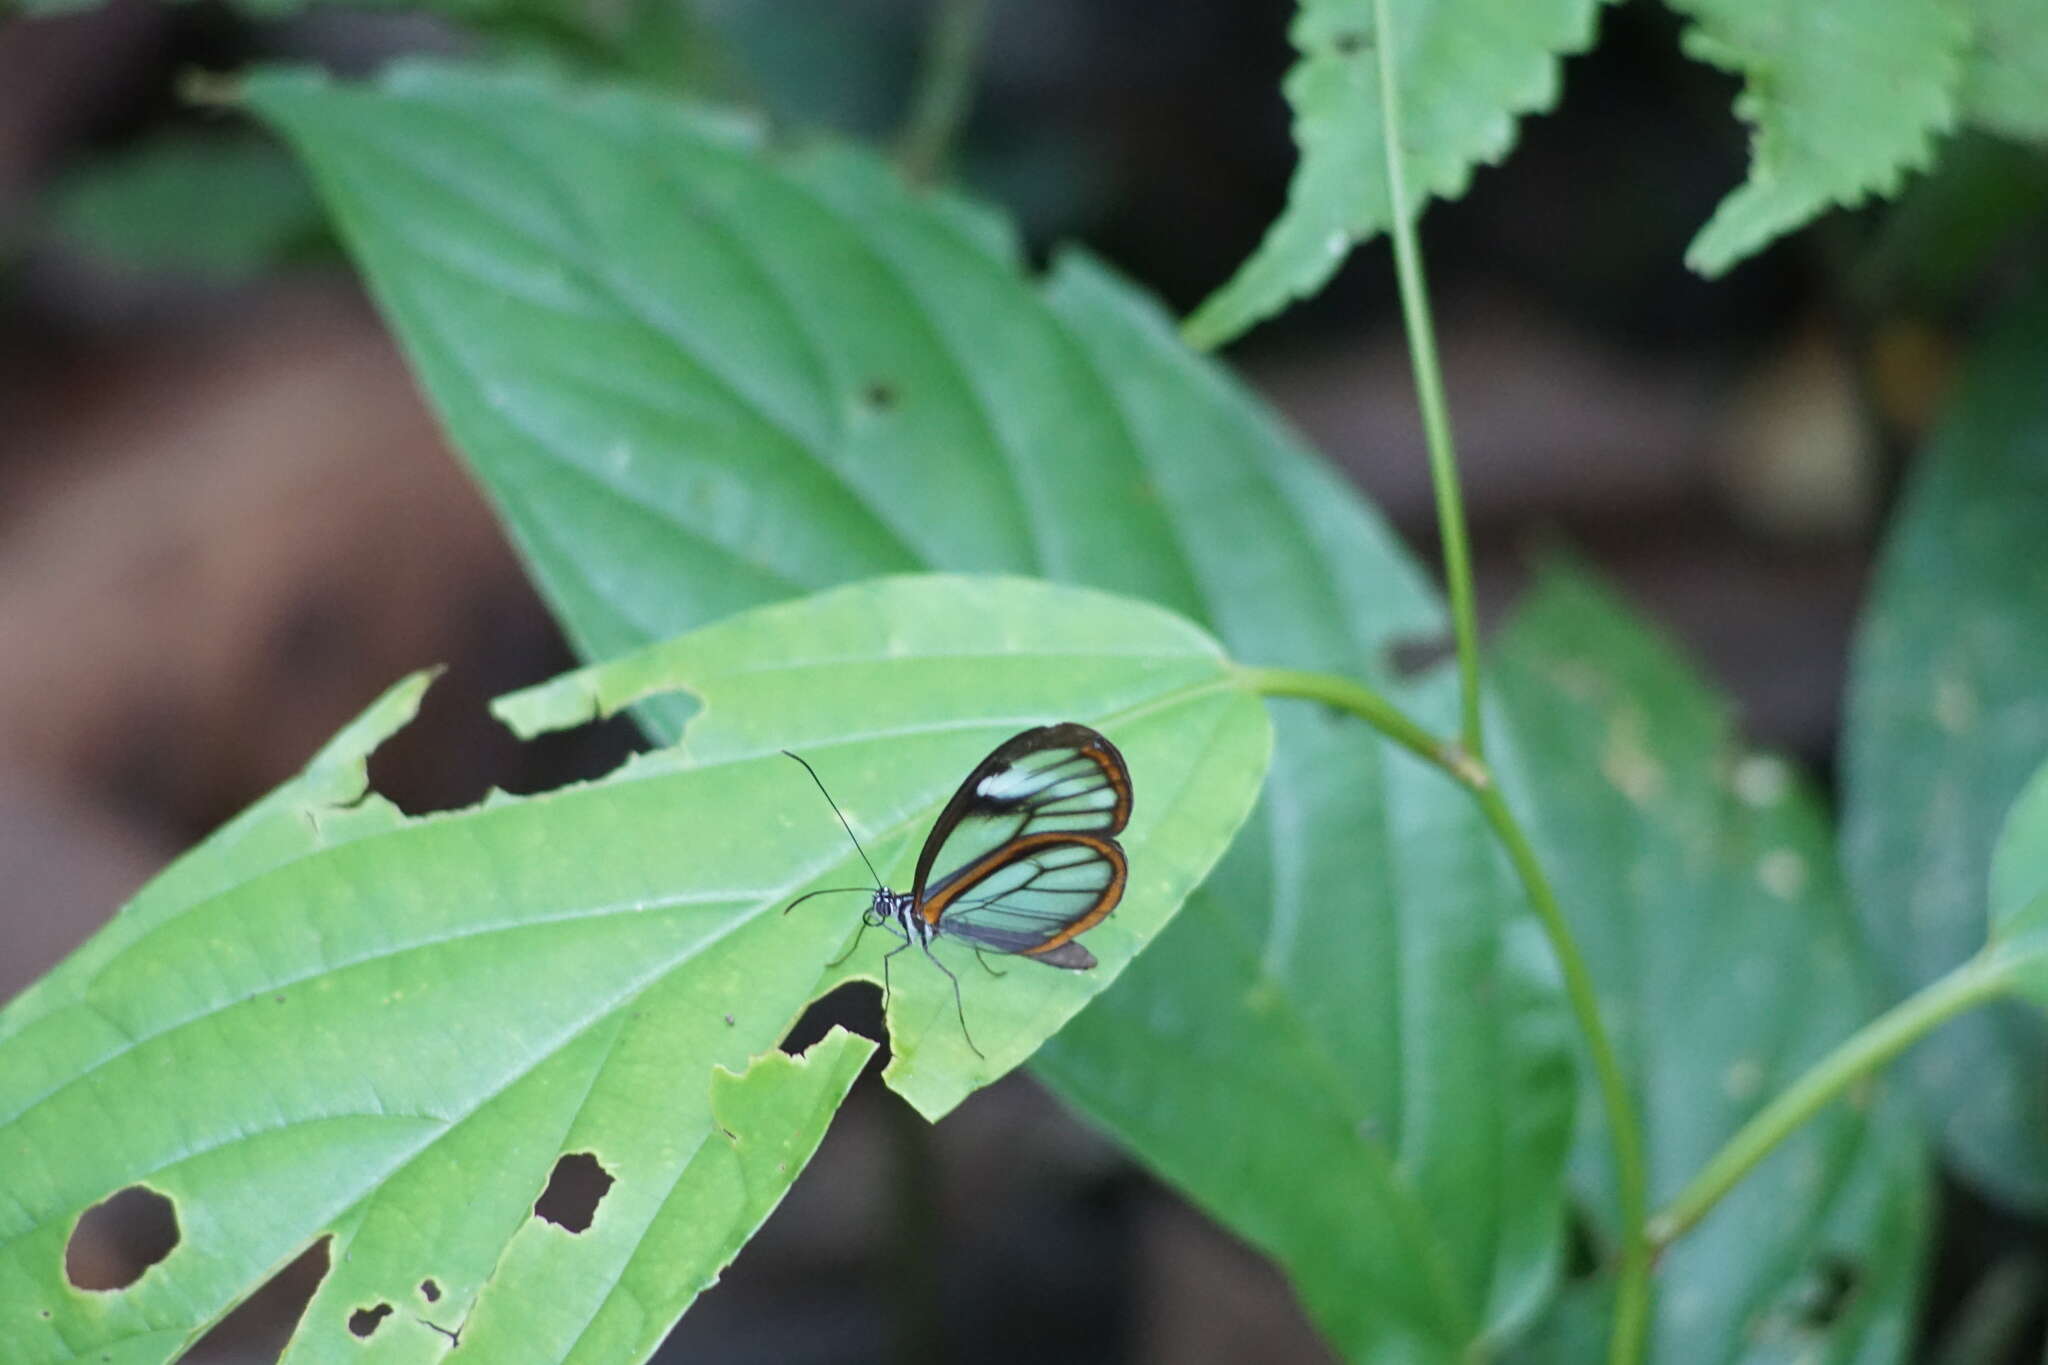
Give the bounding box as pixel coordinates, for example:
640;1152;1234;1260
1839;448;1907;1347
866;888;914;927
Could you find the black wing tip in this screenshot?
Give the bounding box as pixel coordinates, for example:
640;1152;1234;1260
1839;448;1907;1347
1034;720;1108;743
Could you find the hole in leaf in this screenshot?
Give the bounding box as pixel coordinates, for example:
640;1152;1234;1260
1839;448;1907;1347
419;1279;441;1303
179;1236;331;1363
347;1303;393;1338
779;980;884;1059
366;622;648;818
534;1153;614;1234
66;1186;179;1291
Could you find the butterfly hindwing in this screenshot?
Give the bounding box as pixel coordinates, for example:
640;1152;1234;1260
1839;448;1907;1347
923;832;1125;966
910;724;1131;965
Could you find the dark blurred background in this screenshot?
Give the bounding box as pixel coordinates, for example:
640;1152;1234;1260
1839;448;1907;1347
4;0;2044;1360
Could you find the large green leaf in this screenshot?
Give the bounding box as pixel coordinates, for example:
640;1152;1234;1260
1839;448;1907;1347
0;573;1270;1363
1842;289;2048;1207
1494;564;1929;1363
244;62;1579;1363
493;575;1272;1113
1671;0;1966;276
1183;0;1600;349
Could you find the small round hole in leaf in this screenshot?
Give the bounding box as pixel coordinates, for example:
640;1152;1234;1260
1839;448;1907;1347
65;1185;179;1291
420;1278;441;1303
347;1303;393;1338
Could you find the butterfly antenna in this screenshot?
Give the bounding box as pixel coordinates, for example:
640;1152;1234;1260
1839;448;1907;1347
782;750;884;890
783;886;874;916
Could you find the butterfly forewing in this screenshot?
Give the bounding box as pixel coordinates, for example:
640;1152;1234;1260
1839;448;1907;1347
910;724;1130;903
909;724;1132;967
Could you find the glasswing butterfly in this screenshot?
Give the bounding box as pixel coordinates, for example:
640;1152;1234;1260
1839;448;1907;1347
783;723;1133;1057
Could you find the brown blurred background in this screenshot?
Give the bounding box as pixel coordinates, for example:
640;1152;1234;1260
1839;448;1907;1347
3;0;2038;1360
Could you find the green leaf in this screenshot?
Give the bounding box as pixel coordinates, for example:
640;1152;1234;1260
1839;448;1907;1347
1843;288;2048;1207
46;130;324;282
496;575;1273;1114
244;61;1579;1363
1673;0;1967;276
1960;0;2048;142
1184;0;1600;348
1494;563;1929;1362
0;573;1270;1364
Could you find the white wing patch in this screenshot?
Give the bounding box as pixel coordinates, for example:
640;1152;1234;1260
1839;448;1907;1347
976;765;1040;801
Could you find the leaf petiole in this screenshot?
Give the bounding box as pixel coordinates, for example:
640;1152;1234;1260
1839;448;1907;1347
1649;950;2021;1249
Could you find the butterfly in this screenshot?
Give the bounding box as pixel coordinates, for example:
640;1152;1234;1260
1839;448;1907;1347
782;723;1133;1057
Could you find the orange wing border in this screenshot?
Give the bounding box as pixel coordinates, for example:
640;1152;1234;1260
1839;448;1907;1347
917;830;1128;954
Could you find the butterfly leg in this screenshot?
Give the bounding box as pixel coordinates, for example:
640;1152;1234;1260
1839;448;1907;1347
826;918;872;970
973;948;1007;979
879;939;912;1011
920;941;983;1060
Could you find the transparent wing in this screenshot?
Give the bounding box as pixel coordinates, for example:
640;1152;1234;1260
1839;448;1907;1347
909;722;1131;915
924;833;1125;969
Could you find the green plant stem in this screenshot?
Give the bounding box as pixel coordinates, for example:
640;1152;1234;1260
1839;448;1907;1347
1650;950;2020;1249
897;0;989;184
1368;1;1639;1353
1243;663;1652;1363
1471;781;1651;1365
1371;0;1483;760
1234;666;1461;777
